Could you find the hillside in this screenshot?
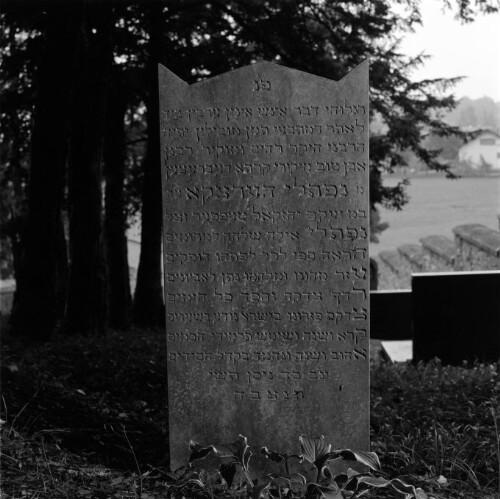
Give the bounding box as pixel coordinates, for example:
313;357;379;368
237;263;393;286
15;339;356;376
445;96;500;130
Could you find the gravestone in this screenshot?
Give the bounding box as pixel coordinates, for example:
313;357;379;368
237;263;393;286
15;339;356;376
371;290;412;341
159;61;370;470
413;271;500;364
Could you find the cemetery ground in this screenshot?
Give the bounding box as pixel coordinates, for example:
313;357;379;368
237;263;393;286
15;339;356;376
1;324;498;499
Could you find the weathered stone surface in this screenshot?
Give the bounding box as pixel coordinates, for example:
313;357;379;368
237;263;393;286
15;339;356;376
453;224;500;270
159;61;369;469
420;235;455;272
377;250;406;289
453;224;500;254
397;244;425;274
412;271;500;364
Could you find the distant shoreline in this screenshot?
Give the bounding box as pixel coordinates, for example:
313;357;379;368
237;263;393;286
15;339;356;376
382;170;500;180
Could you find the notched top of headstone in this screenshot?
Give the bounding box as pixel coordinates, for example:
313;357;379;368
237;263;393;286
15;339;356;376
159;60;370;471
158;60;369;106
159;59;368;80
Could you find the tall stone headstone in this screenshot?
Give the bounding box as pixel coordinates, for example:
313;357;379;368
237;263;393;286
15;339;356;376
159;61;370;469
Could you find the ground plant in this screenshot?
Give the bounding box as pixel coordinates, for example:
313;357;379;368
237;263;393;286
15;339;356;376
163;434;427;498
1;327;499;498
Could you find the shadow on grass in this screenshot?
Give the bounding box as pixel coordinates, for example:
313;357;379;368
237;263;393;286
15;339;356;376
2;325;169;471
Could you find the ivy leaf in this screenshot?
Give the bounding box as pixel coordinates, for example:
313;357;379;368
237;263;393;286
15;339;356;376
166;478;206;491
333;472;348;488
323;466;333;480
261;446;285;463
328;449;381;471
415;487;428;499
346;468;361;478
333;467;362;488
299;435;332;470
306;482;343;499
188;440;216;462
219;463;237;488
251;478;272;499
387;479;428;499
163;471;181;483
267;472;307;488
355;476;428;498
288;472;307;486
219;434;252;470
355;475;390;487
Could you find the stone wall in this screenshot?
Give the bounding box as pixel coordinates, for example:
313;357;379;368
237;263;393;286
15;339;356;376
420;235;455;272
376;250;405;289
376;223;500;289
453;224;500;271
398;244;425;276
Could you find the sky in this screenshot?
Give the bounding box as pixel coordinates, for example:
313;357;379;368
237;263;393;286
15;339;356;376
399;1;500;101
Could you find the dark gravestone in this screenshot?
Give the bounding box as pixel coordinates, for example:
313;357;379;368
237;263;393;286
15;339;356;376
370;290;412;341
413;271;500;364
159;61;370;470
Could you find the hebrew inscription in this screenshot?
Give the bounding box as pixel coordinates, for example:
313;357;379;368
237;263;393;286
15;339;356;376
160;61;369;469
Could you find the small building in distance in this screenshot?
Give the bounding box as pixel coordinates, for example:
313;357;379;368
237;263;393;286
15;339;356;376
458;129;500;171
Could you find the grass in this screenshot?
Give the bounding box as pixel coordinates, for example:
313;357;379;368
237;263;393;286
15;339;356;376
373;176;499;255
1;326;499;498
370;360;500;498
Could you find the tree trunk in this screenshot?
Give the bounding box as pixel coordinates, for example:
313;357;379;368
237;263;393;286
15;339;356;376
133;4;164;327
103;76;132;330
11;4;78;338
55;216;69;318
65;3;113;335
4;139;28;318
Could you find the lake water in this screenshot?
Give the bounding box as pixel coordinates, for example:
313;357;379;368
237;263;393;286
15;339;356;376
370;175;500;255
